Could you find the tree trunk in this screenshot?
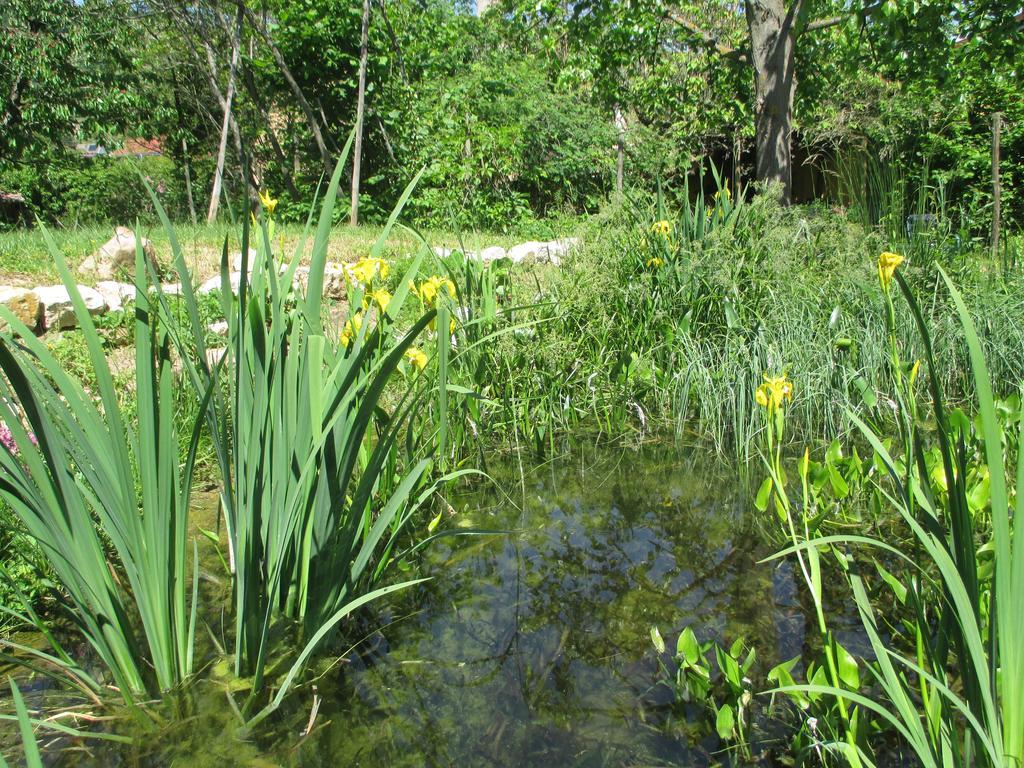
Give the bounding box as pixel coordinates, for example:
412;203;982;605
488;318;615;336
208;11;242;223
745;0;803;205
992;112;1002;260
170;77;198;225
614;104;626;194
240;64;300;198
182;138;198;226
350;0;371;226
199;36;257;195
238;1;334;177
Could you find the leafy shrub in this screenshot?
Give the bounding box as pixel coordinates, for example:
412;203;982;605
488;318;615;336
0;150;200;227
398;56;615;231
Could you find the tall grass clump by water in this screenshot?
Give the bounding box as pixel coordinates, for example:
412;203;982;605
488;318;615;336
0;238;205;702
843;267;1022;767
149;144;457;724
0;141;458;727
540;175;1024;458
770;257;1024;766
386;164;1024;462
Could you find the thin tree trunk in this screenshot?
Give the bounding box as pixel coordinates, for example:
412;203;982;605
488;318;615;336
240;64;299;198
237;1;334;176
745;0;803;205
377;114;397;164
199;37;256;194
208;11;242;223
375;0;408;85
170;76;198;225
614;105;626;194
733;131;741;192
992;112;1002;260
182;138;198;225
350;0;371;226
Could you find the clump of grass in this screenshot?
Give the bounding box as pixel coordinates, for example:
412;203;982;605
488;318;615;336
766;261;1024;766
0;146;462;729
0;236;203;701
448;186;1024;459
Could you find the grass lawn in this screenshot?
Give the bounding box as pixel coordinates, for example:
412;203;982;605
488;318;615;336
0;222;555;286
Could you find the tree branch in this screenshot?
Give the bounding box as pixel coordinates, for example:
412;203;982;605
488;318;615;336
804;1;883;33
667;11;749;64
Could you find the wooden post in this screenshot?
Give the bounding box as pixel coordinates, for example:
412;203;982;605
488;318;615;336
350;0;371;226
992;112;1002;260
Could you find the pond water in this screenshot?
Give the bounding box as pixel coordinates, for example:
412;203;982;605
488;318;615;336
56;442;849;767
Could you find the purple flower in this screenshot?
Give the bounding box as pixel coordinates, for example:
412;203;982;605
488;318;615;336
0;424;14;453
0;422;37;455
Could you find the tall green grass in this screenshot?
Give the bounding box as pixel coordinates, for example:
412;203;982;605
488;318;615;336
775;268;1023;767
147;147;455;722
478;189;1024;457
0;238;204;701
0;143;460;727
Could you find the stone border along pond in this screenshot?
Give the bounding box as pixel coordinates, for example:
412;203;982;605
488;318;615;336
0;228;578;334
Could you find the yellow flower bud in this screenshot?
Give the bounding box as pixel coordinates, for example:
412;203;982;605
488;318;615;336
878;251;904;288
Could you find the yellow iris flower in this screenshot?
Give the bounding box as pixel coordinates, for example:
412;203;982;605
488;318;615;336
651;220;672;237
878;251;904;289
340;312;363;348
347;258;389;287
755;373;793;411
258;190;278;215
411;276;456;307
646;256;665;269
404;347;428;371
364;288;392;313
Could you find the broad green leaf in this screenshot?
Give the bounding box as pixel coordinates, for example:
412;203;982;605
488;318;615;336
755;476;773;511
715;704;735;740
677;627;700;665
650;626;666;654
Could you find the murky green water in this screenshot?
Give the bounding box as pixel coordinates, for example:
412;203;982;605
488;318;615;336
53;443;838;767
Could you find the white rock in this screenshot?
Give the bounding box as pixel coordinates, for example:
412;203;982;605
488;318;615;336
205;347;227;368
477;246;507;262
0;286;41;330
160;282;184;296
322;264;348;299
231;249;260;272
433;246;455;259
208;320;229;336
506;241;550;264
198;273;243;296
94;281;136;313
33;285;107;330
78;227;158;279
505;238;578;266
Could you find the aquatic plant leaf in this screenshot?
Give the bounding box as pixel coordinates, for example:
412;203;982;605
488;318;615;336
677;627;700;665
715;703;735;741
835;642;860;690
650;626;666;654
754;476;773;512
9;679;41;768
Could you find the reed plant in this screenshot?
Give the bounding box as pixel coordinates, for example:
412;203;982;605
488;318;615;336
0;237;206;702
0;143;461;732
147;150;452;722
771;259;1023;767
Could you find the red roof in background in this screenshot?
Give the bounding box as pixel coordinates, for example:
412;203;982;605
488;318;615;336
110;137;164;158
